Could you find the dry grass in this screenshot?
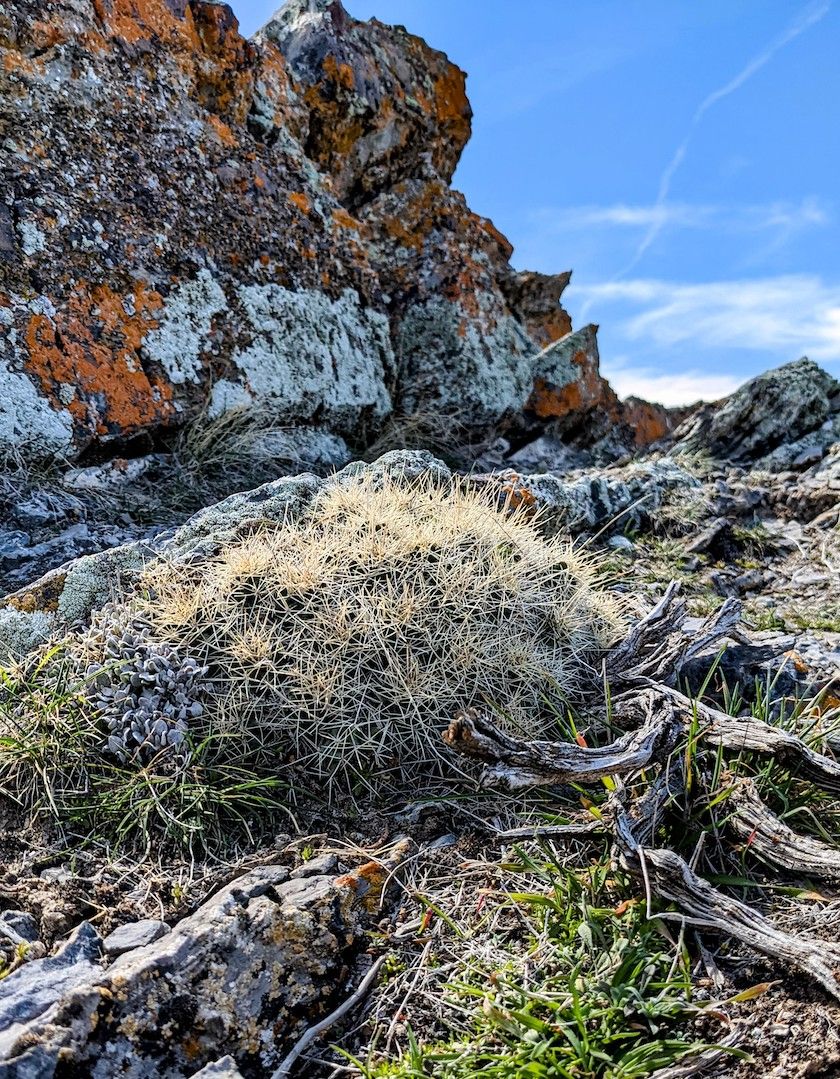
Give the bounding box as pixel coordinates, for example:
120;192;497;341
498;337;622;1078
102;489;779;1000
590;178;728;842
142;473;623;799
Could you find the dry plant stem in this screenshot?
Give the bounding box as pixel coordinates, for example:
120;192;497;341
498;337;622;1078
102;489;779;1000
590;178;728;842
727;777;840;880
494;822;604;841
270;955;388;1079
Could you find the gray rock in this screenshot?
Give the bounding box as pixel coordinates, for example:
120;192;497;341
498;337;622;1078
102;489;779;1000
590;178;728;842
190;1058;245;1079
673;358;839;464
0;863;369;1077
0;922;103;1056
757;415;840;472
492;457;698;534
290;853;339;879
102;919;169;957
0;913;38;945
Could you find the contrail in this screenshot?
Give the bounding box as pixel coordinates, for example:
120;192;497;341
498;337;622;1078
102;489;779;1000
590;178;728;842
619;0;831;276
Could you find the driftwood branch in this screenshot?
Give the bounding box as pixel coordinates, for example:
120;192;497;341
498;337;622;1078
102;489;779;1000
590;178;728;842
608;582;744;685
445;697;681;789
610;775;840;1000
653;683;840;792
445;582;840;1000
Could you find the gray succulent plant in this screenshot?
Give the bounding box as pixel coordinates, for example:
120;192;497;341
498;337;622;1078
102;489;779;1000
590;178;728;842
81;611;209;770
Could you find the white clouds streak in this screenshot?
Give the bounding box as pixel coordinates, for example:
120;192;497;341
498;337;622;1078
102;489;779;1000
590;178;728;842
575;274;840;362
536;198;829;233
623;1;831;272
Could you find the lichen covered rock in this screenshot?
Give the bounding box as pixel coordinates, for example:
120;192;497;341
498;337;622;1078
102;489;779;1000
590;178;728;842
0;0;660;461
0;863;372;1077
673;358;840;464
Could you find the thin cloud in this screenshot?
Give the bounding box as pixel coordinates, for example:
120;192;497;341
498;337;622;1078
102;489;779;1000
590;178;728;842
622;0;831;273
574;274;840;362
600;360;742;407
535;198;830;233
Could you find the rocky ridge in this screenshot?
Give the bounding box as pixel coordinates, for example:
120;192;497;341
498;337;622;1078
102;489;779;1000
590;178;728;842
1;0;674;465
0;363;836;1076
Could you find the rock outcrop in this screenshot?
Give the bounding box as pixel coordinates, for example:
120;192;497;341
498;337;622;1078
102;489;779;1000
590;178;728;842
672;358;840;466
0;0;665;463
0;861;380;1077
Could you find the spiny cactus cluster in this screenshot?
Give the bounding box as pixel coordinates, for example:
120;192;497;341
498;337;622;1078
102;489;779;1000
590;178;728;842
142;472;624;796
81;612;208;769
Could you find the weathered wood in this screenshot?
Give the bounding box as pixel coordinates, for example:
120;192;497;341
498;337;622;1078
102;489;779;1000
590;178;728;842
445;700;681;789
727;777;840;880
443;583;840;999
608;582;743;686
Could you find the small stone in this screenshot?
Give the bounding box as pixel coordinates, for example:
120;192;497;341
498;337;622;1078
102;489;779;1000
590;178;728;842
290;853;339;879
190;1056;245;1078
103;919;169;957
39;866;72;883
0;911;39;943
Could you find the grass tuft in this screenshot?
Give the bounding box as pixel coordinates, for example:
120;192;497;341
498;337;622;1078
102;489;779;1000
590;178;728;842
348;857;733;1078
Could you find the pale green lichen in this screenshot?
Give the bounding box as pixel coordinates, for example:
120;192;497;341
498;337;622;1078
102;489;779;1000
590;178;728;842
396;294;535;426
0;608;54;665
57;547;148;627
141;270;227;386
228;285;393;432
0;361;75;460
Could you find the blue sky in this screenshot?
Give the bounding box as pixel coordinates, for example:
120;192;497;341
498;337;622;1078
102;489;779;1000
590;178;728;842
235;1;840;405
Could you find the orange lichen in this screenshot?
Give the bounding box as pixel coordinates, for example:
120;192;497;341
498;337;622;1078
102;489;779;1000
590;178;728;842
288;191;311;215
191;2;256;123
528;347;612;421
24;282;178;442
4;571;68;615
335;860;390;912
432;63;469;131
332;208;360;231
91;0;192;49
622;398;671;447
497;475;538;513
784;650;810;675
322;53;356;92
205;113;236;146
30;19;68;50
479;218;514;261
3;50;43;75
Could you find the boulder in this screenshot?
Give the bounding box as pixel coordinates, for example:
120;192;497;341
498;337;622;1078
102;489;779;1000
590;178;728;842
0;0;665;463
672;358;840;464
0;862;377;1077
0;0;393;458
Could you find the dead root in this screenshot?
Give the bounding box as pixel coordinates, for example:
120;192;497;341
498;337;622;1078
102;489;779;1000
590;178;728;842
445;582;840;1000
